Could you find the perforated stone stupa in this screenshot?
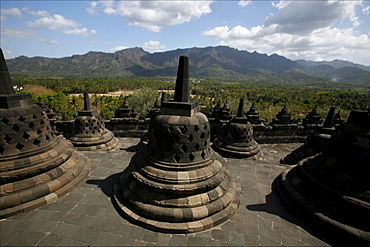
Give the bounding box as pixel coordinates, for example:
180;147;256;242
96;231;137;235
113;55;241;233
213;98;261;159
276;109;370;245
69;92;120;151
0;49;91;218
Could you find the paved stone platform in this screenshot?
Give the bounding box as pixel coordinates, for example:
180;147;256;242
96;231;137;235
0;138;330;246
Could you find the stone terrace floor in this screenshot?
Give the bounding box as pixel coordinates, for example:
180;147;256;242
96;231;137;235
1;138;330;246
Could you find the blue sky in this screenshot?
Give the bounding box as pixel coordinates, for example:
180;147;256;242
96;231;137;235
1;0;370;65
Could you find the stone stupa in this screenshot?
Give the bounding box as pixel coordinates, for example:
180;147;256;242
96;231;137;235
213;98;261;159
69;92;120;151
113;55;241;233
276;109;370;245
0;49;90;218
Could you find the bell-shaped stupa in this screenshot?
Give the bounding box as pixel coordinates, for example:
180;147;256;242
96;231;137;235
213;98;261;159
0;49;91;218
302;105;322;125
245;103;262;124
276;109;370;245
113;55;241;233
69;92;120;151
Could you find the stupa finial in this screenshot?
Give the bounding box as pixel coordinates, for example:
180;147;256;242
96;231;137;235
323;106;336;128
83;92;92;110
237;98;244;117
174;55;190;102
0;48;15;95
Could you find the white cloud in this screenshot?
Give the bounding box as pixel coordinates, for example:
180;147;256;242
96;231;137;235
1;8;22;18
142;41;165;50
26;14;79;31
265;1;363;35
63;28;97;36
39;39;63;45
26;10;51;18
93;0;213;32
86;1;99;15
238;0;252;7
203;0;370;63
1;15;6;21
1;25;37;39
49;40;62;45
363;6;370;16
110;46;129;52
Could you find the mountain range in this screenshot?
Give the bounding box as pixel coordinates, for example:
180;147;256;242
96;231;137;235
6;46;370;88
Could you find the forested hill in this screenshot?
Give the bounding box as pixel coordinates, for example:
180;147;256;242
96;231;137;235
6;46;370;87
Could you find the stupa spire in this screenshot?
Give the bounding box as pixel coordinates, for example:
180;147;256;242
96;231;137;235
174;55;190;102
83;91;92;110
0;48;15;95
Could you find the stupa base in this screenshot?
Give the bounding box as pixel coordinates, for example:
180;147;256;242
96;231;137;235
112;172;241;233
73;137;120;151
213;141;261;159
275;165;370;245
0;151;90;219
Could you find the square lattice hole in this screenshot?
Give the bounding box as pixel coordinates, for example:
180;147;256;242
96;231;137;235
4;135;12;143
15;143;24;150
18;116;26;122
189;153;195;161
174;154;181;162
33;139;41;146
29;122;35;128
181;144;188;153
22;132;31;140
1;117;10;124
12;124;20;132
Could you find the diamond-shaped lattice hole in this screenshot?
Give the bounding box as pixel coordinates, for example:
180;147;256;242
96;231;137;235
201;151;206;159
15;142;24;151
22;132;30;140
12;124;20;132
181;144;188;153
200;132;205;139
174;154;181;162
92;131;95;134
180;126;188;134
46;135;50;141
194;125;199;132
33;114;38;119
1;117;10;124
4;135;12;143
40;119;45;125
168;125;174;132
204;140;208;147
188;134;194;142
18;116;26;122
0;146;5;154
189;153;195;162
37;129;43;134
33;139;41;146
160;152;166;160
204;124;208;130
29;122;35;128
174;135;180;142
194;143;200;151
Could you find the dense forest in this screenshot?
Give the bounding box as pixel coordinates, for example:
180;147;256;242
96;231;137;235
12;75;370;122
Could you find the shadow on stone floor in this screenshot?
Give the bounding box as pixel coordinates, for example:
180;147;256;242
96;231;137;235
120;145;138;152
86;172;121;197
246;179;331;245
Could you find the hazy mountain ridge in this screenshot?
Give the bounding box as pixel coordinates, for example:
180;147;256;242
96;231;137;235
6;46;370;87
